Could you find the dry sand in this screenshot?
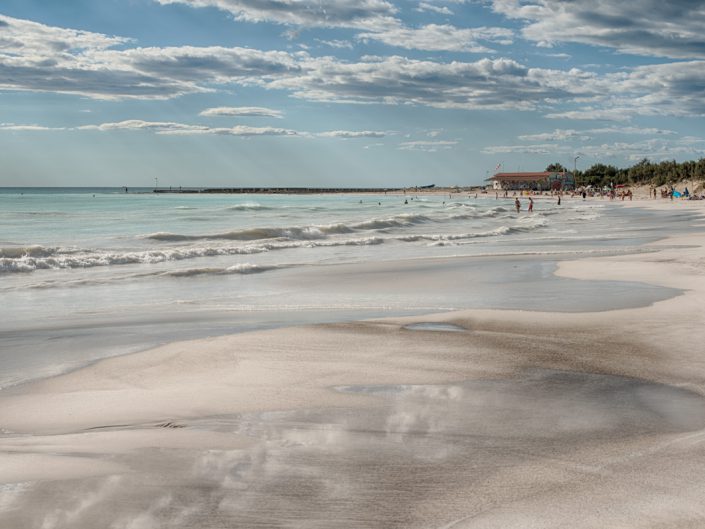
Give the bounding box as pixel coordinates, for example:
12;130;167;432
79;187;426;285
1;200;704;528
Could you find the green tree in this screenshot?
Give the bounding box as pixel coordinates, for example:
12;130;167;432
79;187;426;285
545;163;567;172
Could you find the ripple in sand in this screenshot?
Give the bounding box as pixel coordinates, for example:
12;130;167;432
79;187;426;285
6;370;705;529
403;322;466;332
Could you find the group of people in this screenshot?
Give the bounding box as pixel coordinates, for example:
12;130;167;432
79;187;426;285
514;197;535;213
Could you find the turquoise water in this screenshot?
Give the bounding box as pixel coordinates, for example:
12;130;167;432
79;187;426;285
0;188;694;387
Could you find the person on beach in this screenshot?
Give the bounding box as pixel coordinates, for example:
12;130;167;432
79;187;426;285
515;197;521;213
528;197;534;212
557;195;561;206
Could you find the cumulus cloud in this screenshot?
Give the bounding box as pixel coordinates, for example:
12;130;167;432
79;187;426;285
199;106;284;118
399;140;458;151
416;3;454;15
0;123;67;131
0;14;129;56
79;120;299;136
518;129;590;142
589;126;677;136
314;39;354;49
0;15;304;99
544;108;633;122
544;61;705;120
13;119;395;141
0;15;190;99
484;135;705;161
154;0;399;30
269;55;591;110
482;143;562;155
356;24;513;53
578;138;705;161
317;130;386;138
492;0;705;59
518;126;676;142
3;13;704;121
611;61;705;116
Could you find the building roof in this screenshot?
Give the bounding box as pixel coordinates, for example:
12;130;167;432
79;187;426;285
487;171;571;181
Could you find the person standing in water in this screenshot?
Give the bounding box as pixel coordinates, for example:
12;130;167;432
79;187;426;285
528;197;534;213
515;197;521;213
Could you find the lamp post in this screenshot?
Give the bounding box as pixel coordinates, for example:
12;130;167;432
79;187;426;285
574;155;580;188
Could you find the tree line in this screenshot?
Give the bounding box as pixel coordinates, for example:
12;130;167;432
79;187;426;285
545;158;705;188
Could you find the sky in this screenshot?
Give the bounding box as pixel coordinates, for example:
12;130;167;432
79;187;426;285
1;0;704;187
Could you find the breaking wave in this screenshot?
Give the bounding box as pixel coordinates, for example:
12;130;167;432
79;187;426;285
0;237;385;274
143;214;431;242
162;263;285;277
225;203;272;211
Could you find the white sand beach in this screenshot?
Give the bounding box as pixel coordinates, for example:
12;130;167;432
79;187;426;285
1;200;704;528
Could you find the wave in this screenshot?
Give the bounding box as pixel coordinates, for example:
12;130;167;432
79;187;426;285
0;237;385;274
143;214;431;243
0;245;61;259
225;203;272;211
394;218;548;244
162;263;285;277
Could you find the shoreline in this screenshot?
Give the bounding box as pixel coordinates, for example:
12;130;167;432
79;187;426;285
2;202;703;428
2;201;705;527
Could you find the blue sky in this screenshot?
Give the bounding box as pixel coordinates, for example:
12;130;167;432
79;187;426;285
1;0;704;187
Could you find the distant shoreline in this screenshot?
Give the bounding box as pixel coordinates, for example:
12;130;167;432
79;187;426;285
153;186;409;194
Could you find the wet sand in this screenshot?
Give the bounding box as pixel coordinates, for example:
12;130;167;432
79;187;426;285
1;201;705;528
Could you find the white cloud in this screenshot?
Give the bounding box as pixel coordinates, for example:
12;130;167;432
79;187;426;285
0;123;67;131
399;140;458;151
3;14;704;121
544;109;633;122
79;120;299;136
317;130;386;138
578;138;705;161
154;0;399;30
484;135;705;161
356;24;513;53
0;13;302;100
16;119;391;140
482;143;563;155
518;129;589;142
315;39;354;50
416;3;454;15
492;0;705;59
0;14;129;56
199;106;284;118
589;126;677;136
269;55;592;111
544;61;705;120
519;126;676;142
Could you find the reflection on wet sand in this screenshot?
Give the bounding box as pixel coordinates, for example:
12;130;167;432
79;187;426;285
4;370;705;528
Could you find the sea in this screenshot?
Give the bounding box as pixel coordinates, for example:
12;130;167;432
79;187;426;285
0;187;695;388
